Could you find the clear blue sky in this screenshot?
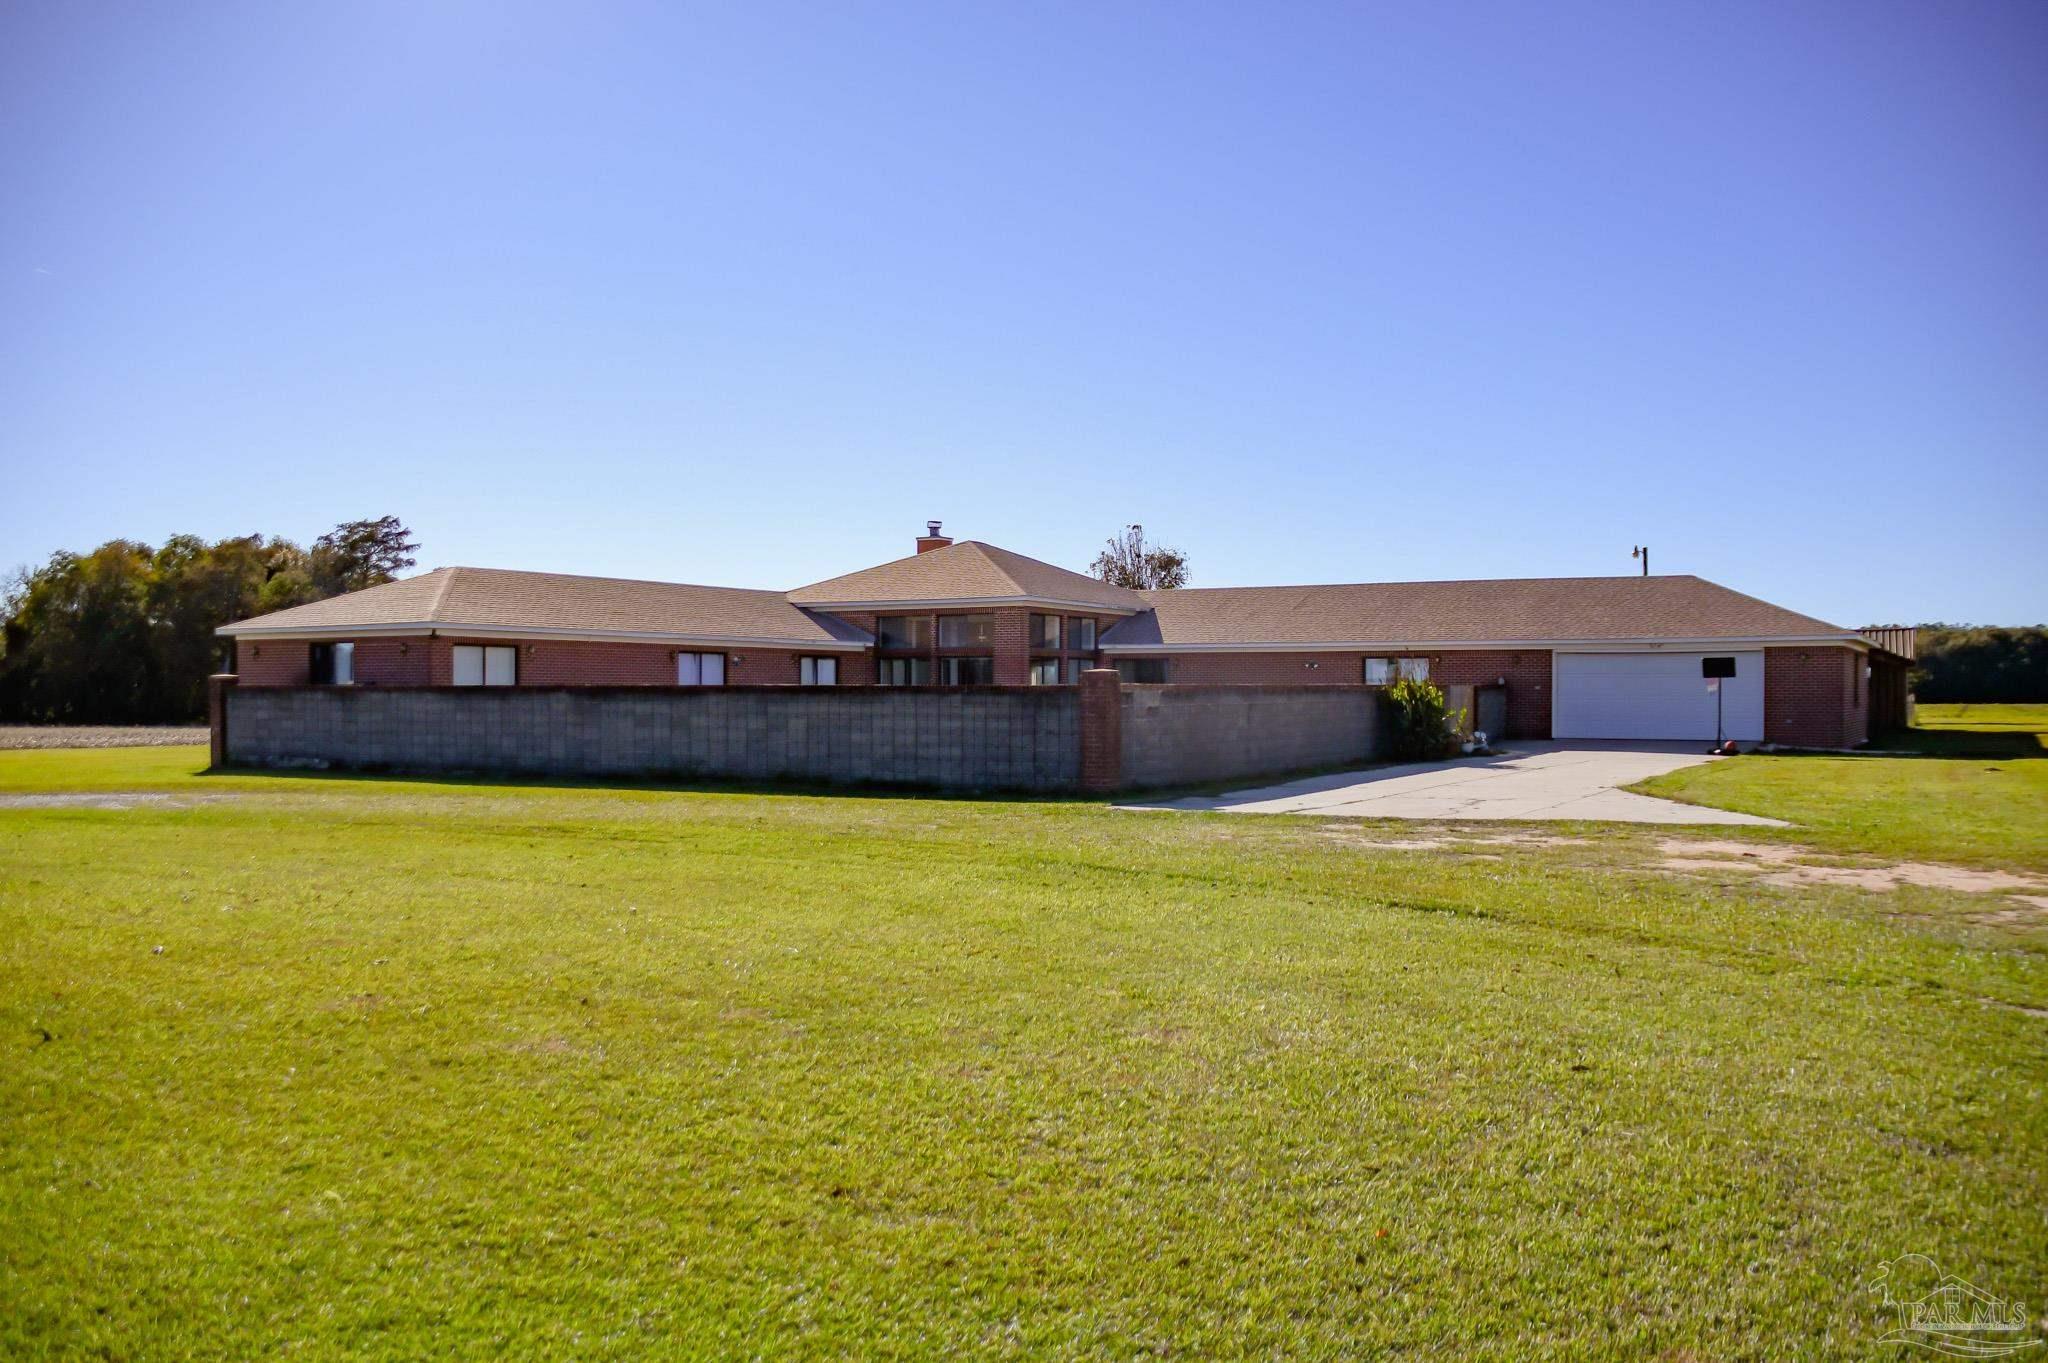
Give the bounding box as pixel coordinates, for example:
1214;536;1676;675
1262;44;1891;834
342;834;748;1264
4;1;2044;626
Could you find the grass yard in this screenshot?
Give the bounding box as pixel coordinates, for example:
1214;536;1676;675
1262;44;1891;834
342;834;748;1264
3;742;2044;1359
1635;703;2048;871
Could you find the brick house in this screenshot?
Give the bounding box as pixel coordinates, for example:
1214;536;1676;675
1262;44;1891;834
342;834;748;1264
219;522;1908;746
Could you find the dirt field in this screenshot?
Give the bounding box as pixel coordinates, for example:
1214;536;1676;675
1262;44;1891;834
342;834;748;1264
0;726;207;750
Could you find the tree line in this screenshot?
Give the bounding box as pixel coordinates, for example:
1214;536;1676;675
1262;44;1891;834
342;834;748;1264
0;516;418;724
1912;625;2048;704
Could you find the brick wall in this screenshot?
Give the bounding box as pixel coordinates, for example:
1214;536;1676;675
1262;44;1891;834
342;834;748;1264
1137;651;1358;686
1118;684;1381;789
234;610;1116;693
224;685;1082;791
234;637;431;687
1425;651;1551;740
1118;649;1553;738
1078;669;1122;792
991;607;1032;685
425;637;826;687
833;609;1101;687
237;635;852;688
1765;646;1867;748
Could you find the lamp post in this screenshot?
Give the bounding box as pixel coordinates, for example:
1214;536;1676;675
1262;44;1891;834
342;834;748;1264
1631;545;1649;577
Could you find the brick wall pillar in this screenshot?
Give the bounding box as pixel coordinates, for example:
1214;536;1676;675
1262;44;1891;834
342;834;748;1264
1078;668;1123;793
208;673;238;769
992;607;1032;686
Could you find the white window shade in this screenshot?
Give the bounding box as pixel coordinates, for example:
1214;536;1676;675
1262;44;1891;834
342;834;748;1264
454;645;516;686
678;652;726;685
332;642;354;685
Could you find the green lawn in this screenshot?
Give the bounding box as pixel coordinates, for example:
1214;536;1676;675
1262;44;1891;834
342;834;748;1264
3;746;2044;1359
1634;703;2048;871
1914;702;2048;742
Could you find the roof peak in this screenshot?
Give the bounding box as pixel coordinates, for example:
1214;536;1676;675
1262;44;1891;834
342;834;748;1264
1148;573;1709;596
433;564;786;598
787;537;1144;611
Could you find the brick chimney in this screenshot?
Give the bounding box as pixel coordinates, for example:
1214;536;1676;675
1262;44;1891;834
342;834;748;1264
916;520;953;554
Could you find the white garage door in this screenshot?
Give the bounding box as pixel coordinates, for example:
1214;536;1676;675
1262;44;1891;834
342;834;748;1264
1553;651;1764;741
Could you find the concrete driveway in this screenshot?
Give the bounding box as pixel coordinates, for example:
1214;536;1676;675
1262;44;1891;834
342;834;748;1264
1120;741;1787;825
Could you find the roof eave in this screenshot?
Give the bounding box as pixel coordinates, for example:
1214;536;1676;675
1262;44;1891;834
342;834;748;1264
216;620;873;650
1100;633;1870;654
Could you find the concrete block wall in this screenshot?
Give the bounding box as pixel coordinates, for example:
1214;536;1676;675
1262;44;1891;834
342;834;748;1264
222;684;1082;792
1117;684;1381;790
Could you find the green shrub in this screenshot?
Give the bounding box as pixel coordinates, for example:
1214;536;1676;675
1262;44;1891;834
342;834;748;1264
1382;677;1463;761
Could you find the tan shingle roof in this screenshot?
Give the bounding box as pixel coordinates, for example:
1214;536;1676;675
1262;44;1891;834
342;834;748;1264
219;567;871;647
787;541;1145;612
1100;575;1855;649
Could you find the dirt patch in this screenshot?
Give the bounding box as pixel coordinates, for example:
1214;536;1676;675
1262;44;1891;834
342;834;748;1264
1973;903;2048;931
0;726;207;750
1325;829;1593;852
0;792;180;810
0;792;242;811
1655;838;2047;897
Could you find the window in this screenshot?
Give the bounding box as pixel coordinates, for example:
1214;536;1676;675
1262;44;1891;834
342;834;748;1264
937;614;995;648
674;652;726;685
800;656;839;686
940;656;994;686
1029;659;1061;685
1067;617;1096;651
877;657;931;686
1115;658;1168;684
876;616;932;650
453;644;517;687
309;642;355;685
1364;657;1428;685
1029;613;1060;649
1062;658;1088;684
